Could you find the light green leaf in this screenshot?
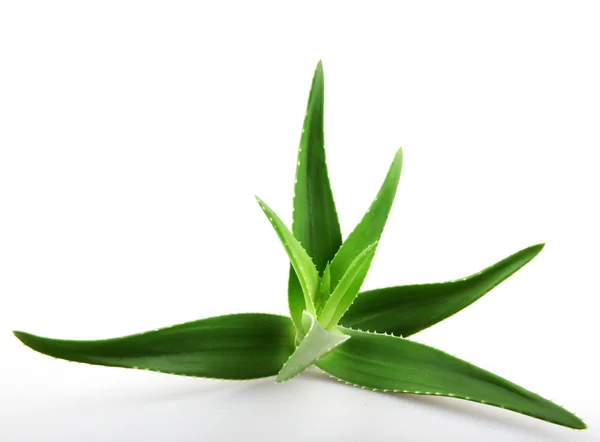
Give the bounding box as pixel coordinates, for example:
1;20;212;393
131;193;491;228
340;244;545;336
316;328;586;429
319;242;378;329
329;148;403;292
277;311;349;383
14;314;295;380
315;262;332;313
289;60;343;331
256;196;319;317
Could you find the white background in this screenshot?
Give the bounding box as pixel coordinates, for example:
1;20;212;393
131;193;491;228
1;2;599;441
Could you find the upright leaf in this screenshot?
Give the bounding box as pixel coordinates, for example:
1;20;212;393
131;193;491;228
256;196;319;316
316;328;586;429
319;242;378;329
329;148;403;292
315;262;332;314
340;244;545;336
289;60;343;330
14;314;296;380
277;311;349;382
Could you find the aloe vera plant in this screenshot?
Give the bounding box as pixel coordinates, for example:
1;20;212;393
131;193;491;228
13;61;586;430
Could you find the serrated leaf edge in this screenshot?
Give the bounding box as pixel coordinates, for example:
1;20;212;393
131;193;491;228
317;366;586;429
319;242;379;329
317;327;586;429
275;312;350;383
13;312;294;382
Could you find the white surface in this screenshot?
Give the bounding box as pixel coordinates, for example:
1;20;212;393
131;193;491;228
1;1;599;441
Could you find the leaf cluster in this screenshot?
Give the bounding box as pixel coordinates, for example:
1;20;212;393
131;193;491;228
13;61;586;430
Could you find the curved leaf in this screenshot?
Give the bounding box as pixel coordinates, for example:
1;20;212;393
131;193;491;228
340;244;545;336
14;313;296;380
289;60;343;330
316;328;586;429
276;311;349;383
256;196;319;317
319;242;378;329
329;148;403;292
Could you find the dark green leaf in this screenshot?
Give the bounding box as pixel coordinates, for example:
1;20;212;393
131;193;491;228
289;60;343;329
340;244;545;336
14;313;295;380
316;328;586;429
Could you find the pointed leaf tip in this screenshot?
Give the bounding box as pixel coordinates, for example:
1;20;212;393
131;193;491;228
518;243;545;260
288;58;342;330
13;330;26;343
13;314;297;380
328;149;402;294
256;196;319;319
317;328;586;429
341;243;550;336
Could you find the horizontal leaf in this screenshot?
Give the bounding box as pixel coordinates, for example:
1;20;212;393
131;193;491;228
319;242;378;329
340;244;545;336
276;311;349;382
316;328;585;429
329;148;403;292
14;313;296;380
289;60;343;331
256;196;319;317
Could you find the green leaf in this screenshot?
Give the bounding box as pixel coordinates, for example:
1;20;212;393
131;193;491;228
319;242;378;329
340;244;545;336
316;328;586;429
276;311;349;383
329;148;403;292
256;196;319;317
289;60;343;330
315;262;332;313
291;60;343;273
13;314;296;380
